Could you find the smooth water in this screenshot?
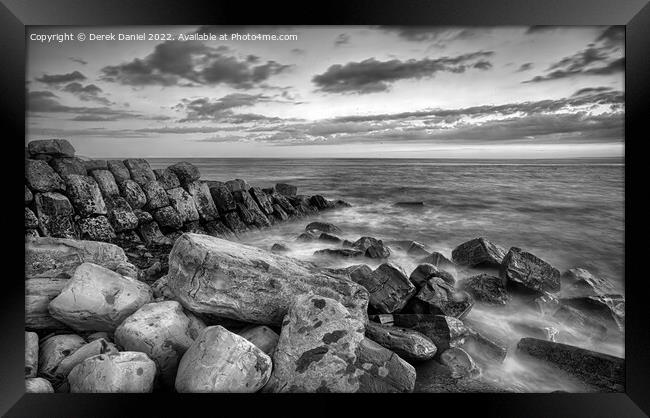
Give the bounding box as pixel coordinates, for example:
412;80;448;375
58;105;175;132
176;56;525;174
147;157;625;392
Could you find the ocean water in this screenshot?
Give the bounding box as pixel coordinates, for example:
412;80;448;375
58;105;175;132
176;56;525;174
147;157;625;392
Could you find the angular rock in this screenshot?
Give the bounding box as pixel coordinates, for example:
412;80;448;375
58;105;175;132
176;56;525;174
409;263;455;287
275;183;297;197
314;248;364;258
561;268;615;298
105;196;138;232
559;296;623;331
34;192;76;238
270;192;297;216
406;242;430;258
250;186;274;215
153;168;181;190
25;185;34;204
25;332;39;378
49;157;87;177
182;220;206;234
77;216;116;242
175;325;271;393
271;243;290;253
38;334;86;378
133;208;153;224
167;187;200;223
297;231;316;242
186;181;219;221
222;211;248;234
265;295;415;393
115;301;206;386
65;174;107;216
139;220;168;245
142;180;170;210
153;206;183;230
511;321;558;341
169;162;201;185
209;184;237;213
203;220;234;238
440;347;481;379
365;321;437;361
225;178;249;192
501;247;561;294
167;233;369;325
238;325;280;357
404;278;474;319
306;221;341;234
517;338;624;391
25;207;39;229
319;232;341;243
91;169;120;197
83;159;108;172
233;191;270;228
352;237;391;259
452;237;507;268
119;179;146;209
54;338;119;380
289;195;318;216
68;351;156;393
25;159;66;192
309;195;333;210
236;202;256;225
272;204;289;221
28;139;75;157
49;262;153;332
26;377;54;393
107;160;131;184
124;158;156;186
420;251;456;270
351;263;416;314
460;273;510;305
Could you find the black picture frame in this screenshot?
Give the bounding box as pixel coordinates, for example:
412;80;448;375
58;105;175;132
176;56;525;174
3;0;649;416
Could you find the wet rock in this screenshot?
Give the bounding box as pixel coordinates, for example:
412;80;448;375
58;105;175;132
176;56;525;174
124;158;156;186
68;351;157;393
552;304;607;339
235;202;256;226
406;242;430;258
49;157;87;177
49;262;153;332
107;160;131;184
91;169;120;197
297;231;317;242
233;191;270;227
560;295;623;331
271;243;290;253
175;325;271;393
409;263;455;287
38;334;86;378
452;237;507;268
26;377;54;393
365;321;437;361
65;174;107;216
209;184;237;213
289;195;318;216
222;211;248;234
351;263;416;314
86;332;112;343
167;233;369;325
105;196;138;232
139;221;169;246
28;139;75;157
169;162;201;185
460;273;510;305
369;313;395;325
352;237;391;259
272;204;289;221
225;178;250;193
115;301;206;386
25;185;34;204
440;347;480;379
153;206;183;230
561;268;615;298
54;338;119;380
25;332;39;378
133;208;153;224
26;159;66;192
153;168;181;190
142;180;170;210
306;221;341;234
275;183;297;197
501;247;561;294
186;181;219;221
531;292;561;316
238;325;280;357
404;277;474;319
517;337;624;391
265;294;415;393
319;232;341;243
25;207;39;229
34;196;78;238
250;186;274;215
83;159;108;172
420;252;456;272
511;321;558;341
203;220;234;238
270;192;297;216
167;187;200;223
77;216;116;242
314;248;364;258
309;195;333;210
119;179;147;209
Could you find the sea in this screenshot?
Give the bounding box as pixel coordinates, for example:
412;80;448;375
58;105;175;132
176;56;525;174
147;157;625;392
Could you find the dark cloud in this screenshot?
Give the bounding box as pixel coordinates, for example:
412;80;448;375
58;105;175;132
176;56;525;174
334;33;350;46
62;82;112;105
291;48;306;55
69;57;88;65
101;40;290;88
572;86;613;97
175;93;289;124
35;71;86;84
517;63;533;72
312;51;495;94
596;26;625;48
381;27;488;44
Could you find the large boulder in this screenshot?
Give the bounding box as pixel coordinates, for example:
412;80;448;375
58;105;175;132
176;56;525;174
167;187;200;223
154;168;181;190
186;181;219;221
169;162;201;185
54;338;119;380
350;263;416;314
166;233;369;325
119;179;147;209
25;332;39;378
517;338;624;391
25;159;66;192
34;192;76;238
233;191;270;228
105;196;138;232
68;351;157;393
404;277;474;319
275;183;297;197
238;326;280;357
142;180;170;210
124;159;156;186
459;273;510;305
222;211;248;234
49;157;87;177
264;295;415;393
65;174;107;216
153;206;184;230
501;247;560;294
420;251;456;271
209;184;237;213
452;237;507;268
560;295;624;331
48;262;153;332
25;378;54;393
38;334;86;378
114;301;206;386
365;321;437;361
250;187;274;215
560;268;615;298
107;160;131;184
175;325;271;393
409;263;455;287
91;169;120;197
28;139;75;157
77;216;116;242
225;178;249;192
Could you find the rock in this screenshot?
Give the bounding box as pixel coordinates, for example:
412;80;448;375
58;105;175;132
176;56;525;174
152;275;175;300
142;180;170;210
351;263;416;314
86;332;112;343
166;233;369;325
440;347;480;379
271;243;290;253
25;332;39;377
49;262;153;332
235;202;256;225
175;325;271;393
272;204;289;221
26;278;70;330
119;179;147;209
65;174;107;216
139;221;168;245
209;184;237;213
501;247;560;294
289;195;318;216
365;241;391;259
186;181;219;221
28;139;75;157
249;186;274;215
420;251;456;270
406;242;430;258
25;185;34;204
54;338;119;380
133;209;153;224
306;221;341;234
365;321;437;361
222;211;248;234
264;295;415;393
107;160;131;184
26;229;40;238
270;192;297;216
38;334;86;378
319;232;341;243
204;220;234;238
309;195;333;210
511;321;558;341
34;192;76;238
531;292;561;316
25;207;39;229
561;268;615;298
369;313;395;325
394;201;424;207
68;351;157;393
153;206;183;230
314;248;364;258
25;159;66;192
409;263;455;287
404;277;474;319
91;169;119;197
77;216;116;242
83;159;108;172
105;196;138;232
460;273;510;305
275;183;297;197
452;237;507;268
153;168;181;190
517;338;624;391
552;304;608;338
49;157;87;177
167;187;200;223
225;178;249;192
233;191;270;228
124;158;156;186
26;377;54;393
115;301;206;386
559;296;623;331
169;162;201;184
238;325;280;357
297;232;316;242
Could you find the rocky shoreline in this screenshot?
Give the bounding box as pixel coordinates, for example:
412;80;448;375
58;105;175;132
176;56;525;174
24;139;625;393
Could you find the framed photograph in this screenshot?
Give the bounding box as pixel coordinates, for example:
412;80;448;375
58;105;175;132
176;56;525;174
3;0;649;416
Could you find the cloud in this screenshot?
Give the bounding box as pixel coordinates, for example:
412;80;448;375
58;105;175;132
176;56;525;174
175;93;291;124
572;86;613;97
291;48;306;55
35;71;86;84
101;40;290;88
381;27;488;45
312;51;495;94
517;63;533;72
62;82;112;105
334;33;350;46
69;57;88;65
596;26;625;48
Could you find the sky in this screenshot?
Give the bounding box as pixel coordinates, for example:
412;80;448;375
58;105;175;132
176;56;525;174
25;25;624;158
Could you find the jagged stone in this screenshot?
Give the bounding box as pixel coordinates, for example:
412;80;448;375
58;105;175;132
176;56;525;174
25;185;33;204
153;206;183;230
452;238;507;268
365;321;437;361
91;169;120;197
186;181;219;221
250;186;274;215
409;263;455;287
119;179;147;209
133;209;153;224
233;191;270;227
68;351;157;393
153;168;181;190
26;159;66;192
275;183;297;197
420;252;456;271
105;196;138;232
204;220;234;238
209;184;237;213
124;159;156;186
49;157;87;177
404;277;474;319
352;237;391;259
309;195;333;210
28;139;75;157
220;211;246;233
83;159;108;172
107;160;131;184
78;216;116;242
225;179;249;192
270;192;297;216
25;207;39;229
460;273;510;305
38;334;86;378
501;247;560;294
34;192;76;238
351;263;416;314
167;187;200;223
272;204;289;221
65;174;107;216
169;162;201;184
142;180;170;210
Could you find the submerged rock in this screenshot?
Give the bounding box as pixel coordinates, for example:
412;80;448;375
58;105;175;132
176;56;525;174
452;237;506;268
501;247;560;294
404;277;474;319
319;232;342;243
351;263;416;314
306;221;341;234
459;273;510;305
365;321;437;361
271;243;290;253
314;248;364;258
560;268;615;298
406;242;430;258
559;295;624;331
552;304;608;339
68;351;157;393
409;263;455;287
